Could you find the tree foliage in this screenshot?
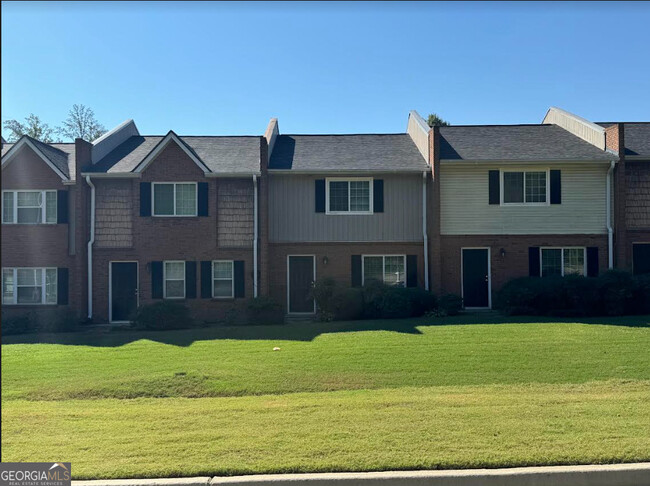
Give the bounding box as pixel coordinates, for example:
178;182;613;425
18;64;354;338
3;114;56;143
57;104;106;142
427;113;450;127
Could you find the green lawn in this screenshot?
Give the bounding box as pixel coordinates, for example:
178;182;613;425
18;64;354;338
2;315;650;478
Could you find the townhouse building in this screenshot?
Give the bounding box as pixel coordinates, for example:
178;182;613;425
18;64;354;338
1;107;648;323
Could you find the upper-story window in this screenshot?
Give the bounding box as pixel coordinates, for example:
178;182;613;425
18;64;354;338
326;178;373;214
2;190;57;224
153;183;197;217
502;171;547;205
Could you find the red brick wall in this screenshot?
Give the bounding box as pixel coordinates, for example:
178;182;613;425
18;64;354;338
90;141;255;323
439;234;609;299
1;145;84;321
269;242;425;313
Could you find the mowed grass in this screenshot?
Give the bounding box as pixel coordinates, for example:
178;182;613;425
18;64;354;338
2;315;650;478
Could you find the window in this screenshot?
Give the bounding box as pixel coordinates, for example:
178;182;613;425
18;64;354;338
362;255;406;287
326;178;372;214
2;191;57;224
163;261;185;299
212;261;234;298
2;268;57;305
541;248;585;277
153;183;197;216
502;171;547;204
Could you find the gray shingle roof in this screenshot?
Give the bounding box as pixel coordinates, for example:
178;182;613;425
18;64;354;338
86;135;261;174
597;122;650;157
1;137;75;179
439;125;614;162
269;134;428;172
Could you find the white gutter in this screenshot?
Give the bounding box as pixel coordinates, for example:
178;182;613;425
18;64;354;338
253;174;258;298
606;161;615;269
422;172;429;291
85;175;96;319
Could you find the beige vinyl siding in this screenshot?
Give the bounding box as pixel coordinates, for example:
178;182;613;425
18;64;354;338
95;180;133;247
269;174;423;242
217;179;254;248
440;163;609;235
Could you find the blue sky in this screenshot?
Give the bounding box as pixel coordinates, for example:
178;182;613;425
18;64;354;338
2;1;649;139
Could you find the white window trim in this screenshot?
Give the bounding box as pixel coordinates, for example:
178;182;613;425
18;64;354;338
163;260;186;299
212;260;234;299
325;177;374;215
2;267;57;305
151;182;198;217
500;169;550;206
2;190;57;224
361;254;406;287
540;247;587;277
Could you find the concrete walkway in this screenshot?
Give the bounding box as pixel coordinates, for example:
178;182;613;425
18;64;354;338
73;463;650;486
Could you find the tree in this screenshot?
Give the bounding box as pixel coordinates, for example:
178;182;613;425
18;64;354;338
3;114;56;143
427;113;450;127
57;104;106;142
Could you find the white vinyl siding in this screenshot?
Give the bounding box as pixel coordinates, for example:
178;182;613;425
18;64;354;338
362;255;406;287
2;190;57;224
163;261;185;299
440;163;609;235
152;183;197;216
2;267;57;305
212;261;234;298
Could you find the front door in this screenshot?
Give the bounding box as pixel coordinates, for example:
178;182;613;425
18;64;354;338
111;262;138;322
633;243;650;275
288;256;315;314
462;248;490;308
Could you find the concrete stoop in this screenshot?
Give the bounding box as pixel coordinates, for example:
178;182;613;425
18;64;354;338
73;463;650;486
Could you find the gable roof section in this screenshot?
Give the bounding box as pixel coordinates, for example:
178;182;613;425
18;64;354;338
268;134;429;172
439;124;614;162
597;122;650;157
86;133;261;175
1;136;75;180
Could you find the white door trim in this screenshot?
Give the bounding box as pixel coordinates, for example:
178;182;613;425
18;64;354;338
286;254;316;315
460;247;492;309
109;261;139;323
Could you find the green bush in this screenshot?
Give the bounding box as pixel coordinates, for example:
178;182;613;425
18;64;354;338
1;313;35;335
437;293;463;316
246;296;283;325
312;278;364;321
132;301;193;330
635;274;650;314
597;270;638;316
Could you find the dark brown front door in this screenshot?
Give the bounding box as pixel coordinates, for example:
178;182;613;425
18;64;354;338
288;256;315;313
111;262;138;321
462;248;490;308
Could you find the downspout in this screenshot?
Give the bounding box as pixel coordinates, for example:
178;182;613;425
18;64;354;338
606;161;615;269
85;175;95;319
422;171;429;291
253;174;258;298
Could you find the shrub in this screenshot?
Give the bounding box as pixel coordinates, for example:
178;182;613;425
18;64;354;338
598;270;638;316
246;296;283;325
1;313;35;335
37;310;82;333
331;287;365;321
635;274;650;314
407;287;438;316
132;301;193;330
437;293;463;316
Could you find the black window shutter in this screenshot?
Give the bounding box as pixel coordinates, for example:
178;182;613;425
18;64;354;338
351;255;362;287
57;190;69;224
151;261;163;299
406;255;418;287
489;170;500;205
529;247;541;277
140;182;152;216
373;179;384;213
57;267;69;305
200;261;212;298
587;247;599;277
234;261;245;298
550;170;561;204
185;261;197;298
315;179;326;213
197;182;209;216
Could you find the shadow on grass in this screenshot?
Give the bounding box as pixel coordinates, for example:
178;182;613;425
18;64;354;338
3;313;649;348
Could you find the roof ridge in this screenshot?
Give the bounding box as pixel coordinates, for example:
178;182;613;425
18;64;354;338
280;133;408;137
440;123;552;128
